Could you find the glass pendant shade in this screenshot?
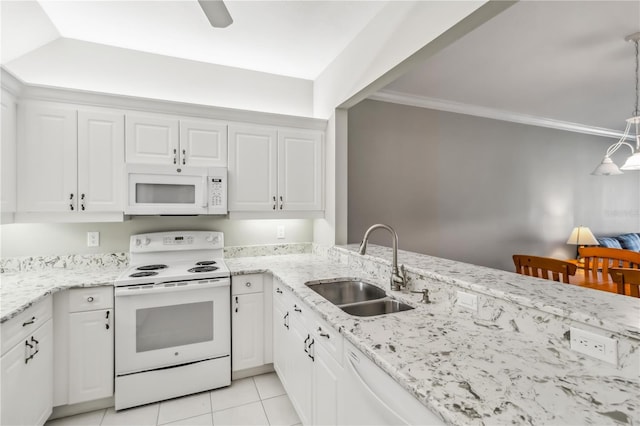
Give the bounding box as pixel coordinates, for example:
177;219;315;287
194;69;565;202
620;151;640;170
591;157;623;175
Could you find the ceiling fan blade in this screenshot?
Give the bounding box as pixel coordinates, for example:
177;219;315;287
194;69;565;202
198;0;233;28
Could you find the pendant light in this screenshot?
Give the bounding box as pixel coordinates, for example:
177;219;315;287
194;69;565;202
592;32;640;175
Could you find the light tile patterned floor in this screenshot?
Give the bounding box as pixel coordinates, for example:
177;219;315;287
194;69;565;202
45;373;301;426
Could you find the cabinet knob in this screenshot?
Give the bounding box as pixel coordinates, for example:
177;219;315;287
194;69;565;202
87;296;94;302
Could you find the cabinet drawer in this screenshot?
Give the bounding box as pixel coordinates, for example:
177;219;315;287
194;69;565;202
232;274;264;295
1;295;52;356
311;314;343;365
69;286;113;312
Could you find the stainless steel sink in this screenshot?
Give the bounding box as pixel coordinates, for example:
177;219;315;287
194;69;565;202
305;279;387;305
340;299;414;317
305;279;414;317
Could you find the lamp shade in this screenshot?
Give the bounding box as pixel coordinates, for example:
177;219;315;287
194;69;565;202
620;151;640;170
591;157;624;175
566;226;599;245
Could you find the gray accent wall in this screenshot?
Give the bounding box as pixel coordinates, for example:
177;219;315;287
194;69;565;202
348;99;640;272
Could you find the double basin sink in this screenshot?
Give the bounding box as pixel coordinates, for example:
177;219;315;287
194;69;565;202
305;279;413;317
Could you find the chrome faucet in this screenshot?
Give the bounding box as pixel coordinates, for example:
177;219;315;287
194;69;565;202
358;224;407;291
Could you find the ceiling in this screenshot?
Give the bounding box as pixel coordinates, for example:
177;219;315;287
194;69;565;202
382;1;640;133
34;0;387;80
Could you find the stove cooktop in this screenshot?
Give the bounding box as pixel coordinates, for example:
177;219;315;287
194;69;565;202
116;259;230;287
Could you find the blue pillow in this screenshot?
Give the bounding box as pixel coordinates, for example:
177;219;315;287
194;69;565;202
597;237;622;249
615;233;640;252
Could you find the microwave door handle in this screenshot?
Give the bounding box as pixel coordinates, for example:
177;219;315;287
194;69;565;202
202;176;208;208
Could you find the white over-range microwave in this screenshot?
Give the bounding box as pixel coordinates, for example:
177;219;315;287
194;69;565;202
125;164;227;215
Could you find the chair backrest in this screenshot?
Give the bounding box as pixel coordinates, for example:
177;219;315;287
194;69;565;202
609;267;640;297
579;247;640;278
512;255;577;283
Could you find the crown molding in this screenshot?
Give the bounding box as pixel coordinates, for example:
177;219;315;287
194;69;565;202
368;90;628;141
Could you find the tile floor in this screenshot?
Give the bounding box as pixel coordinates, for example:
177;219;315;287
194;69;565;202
45;373;301;426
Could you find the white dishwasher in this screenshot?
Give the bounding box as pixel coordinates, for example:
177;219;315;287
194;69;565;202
340;340;444;426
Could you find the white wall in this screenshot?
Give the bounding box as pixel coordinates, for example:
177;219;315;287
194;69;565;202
5;38;313;117
348;100;640;272
1;217;313;258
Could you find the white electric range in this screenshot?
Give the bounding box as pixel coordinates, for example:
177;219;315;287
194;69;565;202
114;231;231;410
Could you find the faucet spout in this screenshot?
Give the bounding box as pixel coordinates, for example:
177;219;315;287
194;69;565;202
358;224;407;291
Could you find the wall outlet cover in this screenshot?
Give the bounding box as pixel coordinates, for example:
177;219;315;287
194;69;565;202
570;327;618;365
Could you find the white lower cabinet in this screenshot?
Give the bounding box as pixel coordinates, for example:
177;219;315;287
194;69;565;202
53;287;114;407
272;282;343;426
1;297;54;426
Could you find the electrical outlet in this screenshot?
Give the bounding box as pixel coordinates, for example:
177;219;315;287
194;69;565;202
456;291;478;312
570;327;618;365
276;225;285;239
87;231;100;247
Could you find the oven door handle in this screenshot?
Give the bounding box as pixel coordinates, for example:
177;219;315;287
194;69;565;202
114;280;229;297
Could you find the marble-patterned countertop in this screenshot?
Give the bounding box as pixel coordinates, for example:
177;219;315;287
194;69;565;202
2;248;639;425
0;267;126;323
226;252;640;426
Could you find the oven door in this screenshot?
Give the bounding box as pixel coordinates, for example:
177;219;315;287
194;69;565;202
114;278;230;375
125;165;209;215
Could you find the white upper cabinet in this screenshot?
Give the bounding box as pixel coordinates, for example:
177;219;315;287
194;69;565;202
228;124;323;215
18;104;78;213
18;102;124;217
78;111;125;212
1;90;17;217
278;129;323;211
228;125;278;211
125;114;179;165
126;114;227;167
180;119;227;167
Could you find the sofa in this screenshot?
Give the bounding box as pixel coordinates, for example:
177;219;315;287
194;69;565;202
596;233;640;252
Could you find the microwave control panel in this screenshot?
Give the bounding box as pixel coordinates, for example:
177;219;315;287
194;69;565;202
208;167;227;214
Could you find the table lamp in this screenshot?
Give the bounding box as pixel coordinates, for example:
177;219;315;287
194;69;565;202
566;226;599;259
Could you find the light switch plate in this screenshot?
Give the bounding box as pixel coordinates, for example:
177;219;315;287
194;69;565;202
456;291;478;312
87;231;100;247
570;327;618;365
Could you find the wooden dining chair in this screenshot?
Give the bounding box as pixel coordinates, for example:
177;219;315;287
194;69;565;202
512;255;578;283
609;268;640;297
578;247;640;280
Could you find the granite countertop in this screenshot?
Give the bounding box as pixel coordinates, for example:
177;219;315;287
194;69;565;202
2;248;639;425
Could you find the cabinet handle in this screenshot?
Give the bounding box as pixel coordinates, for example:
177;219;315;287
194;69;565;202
22;316;36;327
235;296;239;313
272;196;276;210
279;195;283;210
276;288;283;294
105;310;111;330
245;282;252;288
308;338;315;361
87;296;94;302
283;312;289;329
81;193;86;211
318;327;330;339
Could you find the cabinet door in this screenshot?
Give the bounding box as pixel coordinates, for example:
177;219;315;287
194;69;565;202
278;129;323;211
313;343;342;426
228;125;277;211
1;319;53;426
232;293;264;372
78;111;125;212
18;104;77;212
1;90;17;215
68;309;114;404
287;317;313;426
125;114;179;165
180;119;227;167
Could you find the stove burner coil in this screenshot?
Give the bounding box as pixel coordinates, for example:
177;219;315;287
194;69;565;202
136;264;168;271
195;261;217;266
188;266;219;273
130;271;159;278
